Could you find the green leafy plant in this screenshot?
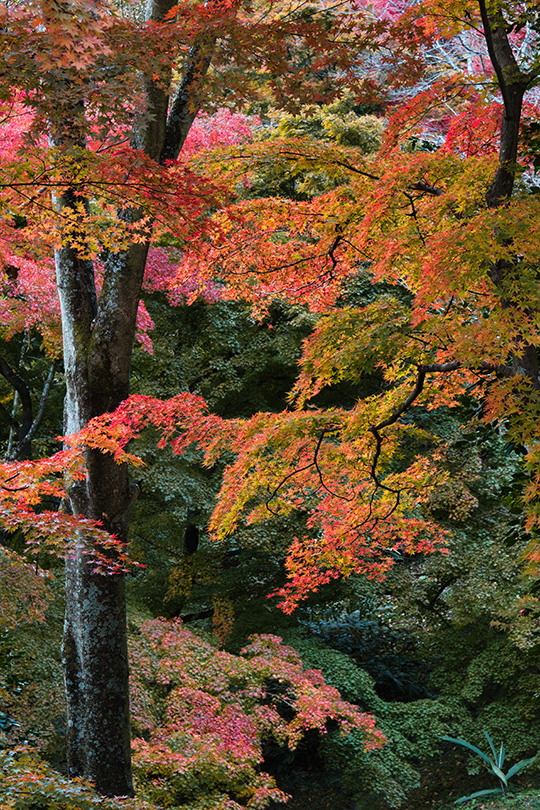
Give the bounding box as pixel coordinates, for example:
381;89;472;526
441;730;536;805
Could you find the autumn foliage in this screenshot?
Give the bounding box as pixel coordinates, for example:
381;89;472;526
2;0;540;609
1;0;540;803
0;616;384;810
130;620;384;810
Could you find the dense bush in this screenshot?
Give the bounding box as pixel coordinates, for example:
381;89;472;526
0;748;153;810
129;618;384;810
302;612;432;702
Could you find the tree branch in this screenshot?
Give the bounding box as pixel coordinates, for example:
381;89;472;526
0;400;18;431
265;432;327;513
161;41;216;163
9;360;58;460
478;0;529;207
278;151;445;196
367;357;517;490
0;353;33;441
478;0;522;110
369;361;459;489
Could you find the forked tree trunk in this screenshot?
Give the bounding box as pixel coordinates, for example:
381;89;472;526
52;0;214;796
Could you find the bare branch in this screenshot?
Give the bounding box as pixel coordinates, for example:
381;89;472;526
9;360;58;461
369;361;460;490
0;353;33;443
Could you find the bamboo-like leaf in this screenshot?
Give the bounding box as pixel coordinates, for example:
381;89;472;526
491;764;508;786
441;736;492;767
455;788;502;804
498;743;505;769
484;729;497;762
506;756;536;779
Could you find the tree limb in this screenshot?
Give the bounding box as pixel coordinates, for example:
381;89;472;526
478;0;529;207
9;360;57;460
369;361;466;489
367;356;517;490
0;400;19;431
161;41;216;163
0;353;33;442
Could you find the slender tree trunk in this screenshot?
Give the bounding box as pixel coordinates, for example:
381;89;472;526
478;0;540;386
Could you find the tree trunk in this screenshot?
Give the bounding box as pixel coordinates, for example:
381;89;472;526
478;0;540;387
58;240;144;796
53;0;214;795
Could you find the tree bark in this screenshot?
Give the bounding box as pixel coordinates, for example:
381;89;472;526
58;237;138;794
54;0;215;796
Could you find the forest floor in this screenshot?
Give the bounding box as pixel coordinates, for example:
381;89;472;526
272;771;540;810
433;791;540;809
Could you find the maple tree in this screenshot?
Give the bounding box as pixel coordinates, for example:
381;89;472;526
0;608;385;810
55;0;540;640
130;620;384;810
156;0;540;610
0;0;385;798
